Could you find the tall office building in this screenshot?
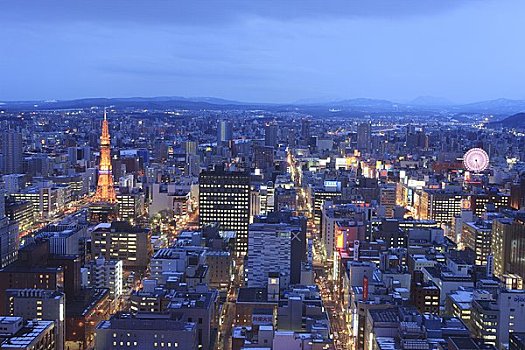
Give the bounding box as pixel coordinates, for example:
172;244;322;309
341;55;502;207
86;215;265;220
264;123;278;148
87;257;123;300
419;189;463;224
471;289;525;349
67;146;91;166
199;169;250;255
357;121;371;153
253;145;274;171
96;313;197;350
91;221;152;272
5;289;66;350
185;141;197;156
379;185;397;218
0;190;19;268
186;154;201;177
462;220;492;266
0;189;5;219
252;212;307;285
1;129;23;174
217;120;233;144
246;223;295;288
93;111;116;203
116;191;143;222
185;141;200;176
2;174;25;194
492;215;525;279
301;119;311;141
510;174;525;210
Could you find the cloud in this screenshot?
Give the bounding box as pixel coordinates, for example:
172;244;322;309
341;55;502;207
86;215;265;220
0;0;524;102
0;0;473;27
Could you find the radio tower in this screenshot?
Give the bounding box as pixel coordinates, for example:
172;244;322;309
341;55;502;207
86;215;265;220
93;109;117;203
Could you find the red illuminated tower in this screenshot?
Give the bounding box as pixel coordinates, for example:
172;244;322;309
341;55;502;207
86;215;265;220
93;110;117;203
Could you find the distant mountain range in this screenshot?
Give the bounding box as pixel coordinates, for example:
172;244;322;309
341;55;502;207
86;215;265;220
486;112;525;128
1;96;525;116
0;96;263;111
408;96;455;106
453;98;525;115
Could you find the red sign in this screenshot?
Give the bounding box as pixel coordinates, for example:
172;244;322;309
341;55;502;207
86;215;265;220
363;275;369;301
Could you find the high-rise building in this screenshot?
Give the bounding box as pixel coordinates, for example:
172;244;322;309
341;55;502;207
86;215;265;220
419;189;463;224
5;289;66;350
0;190;19;268
217;120;233;144
96;313;198;350
451;210;474;243
301;119;311;141
150;246;207;285
412;281;440;314
34;223;88;256
9;185;71;219
2;174;26;194
91;221;152;272
321;202;369;259
313;186;342;228
253;145;274;171
5;200;35;231
67;146;91;166
252;212;307;285
264;123;278;148
246;223;295;288
116;191;143;222
462;220;492;266
469;192;510;217
0;189;5;220
184;141;200;176
185;141;197;156
492;215;525;280
93;111;116;203
356;121;371;153
250;182;275;217
0;317;57;350
0;264;64;315
373;219;406;249
0;129;23;174
510;175;525;210
379;185;397;218
186;154;201;177
199;169;250;256
87;257;123;300
168;290;218;350
471;289;525;348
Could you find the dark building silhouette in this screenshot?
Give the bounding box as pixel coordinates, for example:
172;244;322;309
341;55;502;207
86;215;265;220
199;168;250;256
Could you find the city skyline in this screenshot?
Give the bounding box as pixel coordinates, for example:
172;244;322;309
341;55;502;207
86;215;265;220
1;0;525;103
2;1;525;350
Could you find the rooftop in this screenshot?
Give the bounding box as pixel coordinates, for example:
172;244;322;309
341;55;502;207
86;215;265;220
1;319;54;349
237;287;271;304
5;288;64;300
66;288;109;317
369;308;399;323
97;313;195;332
168;291;216;310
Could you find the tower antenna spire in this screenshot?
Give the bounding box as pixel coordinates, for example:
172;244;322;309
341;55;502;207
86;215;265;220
92;107;116;203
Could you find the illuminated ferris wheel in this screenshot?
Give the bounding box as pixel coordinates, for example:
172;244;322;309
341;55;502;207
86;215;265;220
463;148;489;173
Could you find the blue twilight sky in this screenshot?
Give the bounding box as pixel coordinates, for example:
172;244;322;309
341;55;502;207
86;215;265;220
0;0;524;103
